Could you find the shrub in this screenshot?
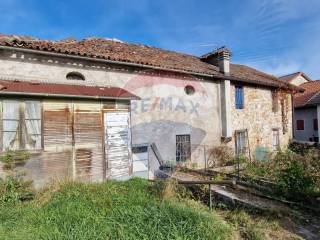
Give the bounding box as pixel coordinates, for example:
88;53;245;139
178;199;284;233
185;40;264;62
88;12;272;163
0;176;32;204
275;159;316;200
207;146;234;167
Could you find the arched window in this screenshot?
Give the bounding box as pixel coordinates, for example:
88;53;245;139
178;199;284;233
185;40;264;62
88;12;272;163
66;72;85;81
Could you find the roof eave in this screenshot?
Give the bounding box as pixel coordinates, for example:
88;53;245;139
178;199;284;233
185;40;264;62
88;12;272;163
0;91;139;100
0;45;295;91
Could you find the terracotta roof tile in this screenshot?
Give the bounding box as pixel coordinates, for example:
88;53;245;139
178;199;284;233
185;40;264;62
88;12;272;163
0;34;295;90
294;80;320;107
0;80;137;99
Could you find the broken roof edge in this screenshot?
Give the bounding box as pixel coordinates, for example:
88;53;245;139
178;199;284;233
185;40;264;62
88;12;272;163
0;45;298;92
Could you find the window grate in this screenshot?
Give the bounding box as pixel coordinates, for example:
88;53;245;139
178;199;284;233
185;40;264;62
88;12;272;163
176;135;191;162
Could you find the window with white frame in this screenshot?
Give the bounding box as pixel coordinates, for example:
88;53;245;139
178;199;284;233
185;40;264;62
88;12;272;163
2;100;42;151
235;130;247;155
272;128;280;151
176;135;191;162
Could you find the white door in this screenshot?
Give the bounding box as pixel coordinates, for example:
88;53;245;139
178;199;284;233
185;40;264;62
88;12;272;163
104;112;131;180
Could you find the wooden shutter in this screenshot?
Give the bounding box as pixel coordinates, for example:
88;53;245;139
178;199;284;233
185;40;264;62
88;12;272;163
313;119;318;131
296;120;304;130
73;101;104;182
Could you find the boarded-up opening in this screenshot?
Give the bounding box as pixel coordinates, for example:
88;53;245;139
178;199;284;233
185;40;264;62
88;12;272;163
104;112;131;180
73;102;104;182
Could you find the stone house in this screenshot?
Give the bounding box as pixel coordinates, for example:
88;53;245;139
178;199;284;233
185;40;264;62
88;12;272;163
280;72;320;142
0;34;298;187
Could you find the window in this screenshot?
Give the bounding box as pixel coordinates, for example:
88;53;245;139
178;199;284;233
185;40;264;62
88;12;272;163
313;119;318;131
3;101;20;150
296;120;304;130
235;86;244;109
184;85;195;95
235;130;247;155
176;135;191;162
66;72;85;81
272;129;280;151
2;100;42;151
272;91;279;113
25;101;42;149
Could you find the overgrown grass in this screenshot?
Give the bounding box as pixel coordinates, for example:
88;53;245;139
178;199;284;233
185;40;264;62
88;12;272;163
0;178;235;240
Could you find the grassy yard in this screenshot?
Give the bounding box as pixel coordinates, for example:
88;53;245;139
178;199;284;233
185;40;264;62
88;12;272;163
0;178;235;240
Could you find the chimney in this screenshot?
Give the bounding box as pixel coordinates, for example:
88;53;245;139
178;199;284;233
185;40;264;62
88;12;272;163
201;47;233;140
201;46;232;75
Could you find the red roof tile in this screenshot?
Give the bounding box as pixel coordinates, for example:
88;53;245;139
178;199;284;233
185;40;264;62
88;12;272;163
0;34;296;90
0;80;137;99
294;80;320;107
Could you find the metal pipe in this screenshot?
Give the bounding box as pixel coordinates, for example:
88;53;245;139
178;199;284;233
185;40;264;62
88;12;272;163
0;91;137;100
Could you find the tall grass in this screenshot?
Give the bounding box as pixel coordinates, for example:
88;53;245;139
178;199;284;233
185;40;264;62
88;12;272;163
0;178;234;240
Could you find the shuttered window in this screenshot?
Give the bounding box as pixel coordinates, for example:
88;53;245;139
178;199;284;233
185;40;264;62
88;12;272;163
313;119;318;131
272;91;279;113
296;120;304;130
272;129;280;151
235;86;244;109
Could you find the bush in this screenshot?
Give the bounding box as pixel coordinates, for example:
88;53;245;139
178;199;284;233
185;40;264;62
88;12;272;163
244;150;319;201
275;159;316;200
207;146;234;167
0;176;32;204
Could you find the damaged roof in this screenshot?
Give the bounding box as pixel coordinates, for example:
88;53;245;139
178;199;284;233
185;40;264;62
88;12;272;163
0;80;138;100
0;34;296;90
294;80;320;107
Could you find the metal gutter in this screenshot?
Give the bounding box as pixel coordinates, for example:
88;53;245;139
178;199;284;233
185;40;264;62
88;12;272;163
0;91;138;100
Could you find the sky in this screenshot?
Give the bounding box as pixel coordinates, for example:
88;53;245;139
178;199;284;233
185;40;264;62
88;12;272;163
1;0;320;79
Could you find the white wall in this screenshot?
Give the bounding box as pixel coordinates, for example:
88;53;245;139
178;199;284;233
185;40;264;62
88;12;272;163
294;107;318;142
291;75;309;86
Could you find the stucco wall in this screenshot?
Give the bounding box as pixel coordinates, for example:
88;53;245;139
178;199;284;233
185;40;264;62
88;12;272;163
294;107;318;142
0;50;222;168
291;75;309;86
229;84;293;154
0;49;293;168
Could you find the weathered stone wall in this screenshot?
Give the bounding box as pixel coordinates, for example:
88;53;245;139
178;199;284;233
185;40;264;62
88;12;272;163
229;84;293;155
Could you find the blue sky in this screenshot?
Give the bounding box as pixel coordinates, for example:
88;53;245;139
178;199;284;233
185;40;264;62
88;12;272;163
1;0;320;78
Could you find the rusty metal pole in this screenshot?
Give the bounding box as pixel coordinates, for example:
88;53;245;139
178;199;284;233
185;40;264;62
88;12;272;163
209;183;212;210
204;145;207;172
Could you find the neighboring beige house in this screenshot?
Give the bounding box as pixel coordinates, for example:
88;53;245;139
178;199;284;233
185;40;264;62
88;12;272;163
0;34;298;187
280;72;320;142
